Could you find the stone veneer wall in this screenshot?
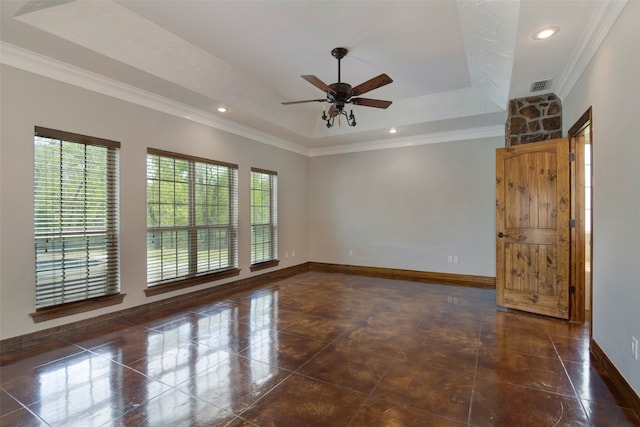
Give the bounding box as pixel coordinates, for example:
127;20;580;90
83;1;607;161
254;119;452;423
505;93;562;146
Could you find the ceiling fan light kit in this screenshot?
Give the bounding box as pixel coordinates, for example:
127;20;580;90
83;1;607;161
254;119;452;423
282;47;393;129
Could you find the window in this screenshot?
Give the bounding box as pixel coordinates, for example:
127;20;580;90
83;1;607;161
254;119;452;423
146;149;238;292
33;127;120;311
250;168;278;270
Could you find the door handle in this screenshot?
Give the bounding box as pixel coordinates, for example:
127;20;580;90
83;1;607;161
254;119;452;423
498;232;507;238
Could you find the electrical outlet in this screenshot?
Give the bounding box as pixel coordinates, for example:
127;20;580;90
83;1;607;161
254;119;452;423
453;255;459;264
349;249;353;256
448;255;453;263
291;250;295;257
632;337;638;360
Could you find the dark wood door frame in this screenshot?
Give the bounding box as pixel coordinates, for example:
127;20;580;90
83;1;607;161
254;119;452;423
568;107;593;323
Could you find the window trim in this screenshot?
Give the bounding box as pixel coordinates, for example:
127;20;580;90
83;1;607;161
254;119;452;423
147;148;238;170
250;167;279;270
32;126;122;318
146;148;239;292
144;268;240;296
250;259;280;272
30;293;125;323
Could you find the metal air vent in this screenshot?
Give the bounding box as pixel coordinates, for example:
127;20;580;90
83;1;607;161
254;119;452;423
530;79;553;92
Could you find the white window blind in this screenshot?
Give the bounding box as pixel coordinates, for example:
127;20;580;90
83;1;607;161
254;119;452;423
146;148;238;286
250;168;278;265
33;127;120;309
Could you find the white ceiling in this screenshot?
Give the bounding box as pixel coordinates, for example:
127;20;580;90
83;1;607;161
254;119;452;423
0;0;627;156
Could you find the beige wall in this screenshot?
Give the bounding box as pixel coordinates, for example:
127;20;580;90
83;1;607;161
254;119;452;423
562;1;640;395
309;137;502;276
0;65;309;339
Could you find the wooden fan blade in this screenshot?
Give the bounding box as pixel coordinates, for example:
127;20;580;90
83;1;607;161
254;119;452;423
301;75;336;95
350;98;393;109
350;74;393;97
282;99;326;105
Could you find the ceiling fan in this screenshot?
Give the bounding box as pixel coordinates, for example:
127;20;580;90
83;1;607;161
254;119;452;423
282;47;393;128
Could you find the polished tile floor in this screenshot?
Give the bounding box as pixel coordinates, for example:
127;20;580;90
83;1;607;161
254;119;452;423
1;272;639;426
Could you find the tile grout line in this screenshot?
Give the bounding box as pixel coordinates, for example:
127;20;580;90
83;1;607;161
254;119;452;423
467;306;491;427
235;326;352;423
549;334;591;424
292;327;350;373
1;386;52;426
235;369;298;423
343;314;424;427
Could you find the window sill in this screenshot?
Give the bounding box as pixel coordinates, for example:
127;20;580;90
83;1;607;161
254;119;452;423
30;293;126;323
250;259;280;272
144;268;241;297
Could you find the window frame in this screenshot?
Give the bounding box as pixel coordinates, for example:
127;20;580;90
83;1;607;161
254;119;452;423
145;148;240;296
250;167;279;271
31;126;123;322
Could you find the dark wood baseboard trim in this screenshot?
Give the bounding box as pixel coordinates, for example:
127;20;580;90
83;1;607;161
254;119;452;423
591;339;640;417
308;262;496;289
2;262;495;354
0;262;309;355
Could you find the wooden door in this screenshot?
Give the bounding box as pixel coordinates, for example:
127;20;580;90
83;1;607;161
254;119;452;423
496;138;570;319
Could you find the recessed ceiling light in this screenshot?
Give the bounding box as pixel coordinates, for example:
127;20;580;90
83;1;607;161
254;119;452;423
533;26;559;40
217;107;227;113
389;128;398;134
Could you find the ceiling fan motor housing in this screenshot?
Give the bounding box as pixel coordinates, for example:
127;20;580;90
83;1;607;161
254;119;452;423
327;82;353;109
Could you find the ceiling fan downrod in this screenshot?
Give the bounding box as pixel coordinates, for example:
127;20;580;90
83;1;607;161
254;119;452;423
331;47;348;83
323;47;357;127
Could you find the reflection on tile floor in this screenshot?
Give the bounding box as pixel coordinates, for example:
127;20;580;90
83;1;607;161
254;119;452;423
1;272;638;426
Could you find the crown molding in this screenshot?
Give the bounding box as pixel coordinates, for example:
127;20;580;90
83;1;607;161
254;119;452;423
0;42;310;157
308;125;504;157
556;0;628;100
1;42;507;158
